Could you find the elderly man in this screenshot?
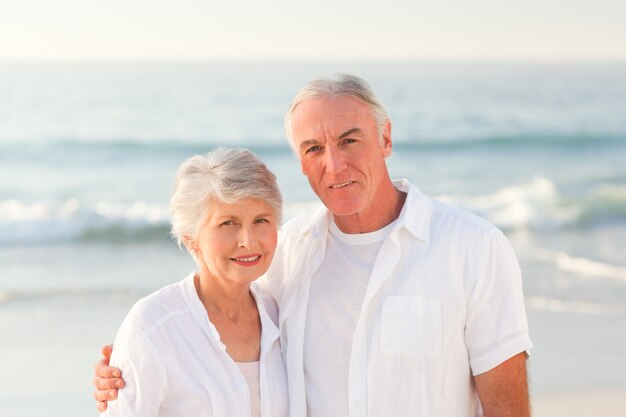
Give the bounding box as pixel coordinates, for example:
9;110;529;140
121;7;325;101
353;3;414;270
95;74;532;416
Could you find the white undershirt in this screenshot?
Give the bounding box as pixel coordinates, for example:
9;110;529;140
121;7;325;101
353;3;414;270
235;361;261;417
304;217;394;417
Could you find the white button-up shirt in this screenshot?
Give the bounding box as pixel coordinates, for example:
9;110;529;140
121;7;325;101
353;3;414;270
261;179;532;417
102;273;288;417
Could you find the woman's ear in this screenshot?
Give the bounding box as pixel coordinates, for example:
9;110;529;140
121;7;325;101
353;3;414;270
183;235;197;253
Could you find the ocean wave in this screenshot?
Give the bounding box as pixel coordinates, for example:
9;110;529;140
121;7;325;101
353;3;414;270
0;199;324;245
2;179;625;244
0;199;171;245
394;133;626;151
0;133;623;155
0;139;294;157
576;184;626;226
438;177;626;231
534;249;626;282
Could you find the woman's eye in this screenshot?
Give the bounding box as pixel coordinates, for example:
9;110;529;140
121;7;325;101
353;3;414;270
220;220;235;226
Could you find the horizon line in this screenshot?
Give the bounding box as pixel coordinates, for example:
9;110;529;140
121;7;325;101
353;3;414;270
2;57;626;64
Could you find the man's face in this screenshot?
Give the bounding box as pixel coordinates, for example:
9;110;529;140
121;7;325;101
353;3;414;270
290;96;392;220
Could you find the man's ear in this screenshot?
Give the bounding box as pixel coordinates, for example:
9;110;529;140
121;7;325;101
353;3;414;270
382;120;392;158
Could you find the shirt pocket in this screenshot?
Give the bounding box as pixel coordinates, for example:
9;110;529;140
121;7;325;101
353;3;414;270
380;295;442;359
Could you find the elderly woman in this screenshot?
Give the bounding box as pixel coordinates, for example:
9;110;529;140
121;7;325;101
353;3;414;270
100;148;288;417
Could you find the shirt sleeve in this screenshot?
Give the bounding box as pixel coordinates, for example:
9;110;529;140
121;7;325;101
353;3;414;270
256;228;288;305
258;220;303;307
464;229;533;375
100;315;168;417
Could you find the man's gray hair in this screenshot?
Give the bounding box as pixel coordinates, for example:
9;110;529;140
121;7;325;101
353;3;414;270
284;73;390;150
170;148;282;256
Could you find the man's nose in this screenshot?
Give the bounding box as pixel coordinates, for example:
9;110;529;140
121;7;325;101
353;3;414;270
324;147;347;175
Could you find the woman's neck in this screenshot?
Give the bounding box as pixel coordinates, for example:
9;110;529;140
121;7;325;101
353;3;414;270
193;272;256;322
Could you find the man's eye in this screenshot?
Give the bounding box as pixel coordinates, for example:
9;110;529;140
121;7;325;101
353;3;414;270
343;138;356;144
255;218;269;224
305;145;322;154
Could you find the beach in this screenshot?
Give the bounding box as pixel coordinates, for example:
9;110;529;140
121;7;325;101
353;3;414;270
1;61;625;416
534;389;626;417
2;285;625;416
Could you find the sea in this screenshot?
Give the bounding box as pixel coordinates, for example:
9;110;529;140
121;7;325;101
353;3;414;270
1;61;625;416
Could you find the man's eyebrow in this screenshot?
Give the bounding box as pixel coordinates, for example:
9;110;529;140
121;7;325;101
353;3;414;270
299;139;319;151
338;127;362;139
298;128;361;151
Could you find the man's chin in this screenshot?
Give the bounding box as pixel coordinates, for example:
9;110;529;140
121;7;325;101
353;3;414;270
327;203;362;218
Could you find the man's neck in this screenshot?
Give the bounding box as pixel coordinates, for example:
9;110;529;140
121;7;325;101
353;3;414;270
334;183;407;234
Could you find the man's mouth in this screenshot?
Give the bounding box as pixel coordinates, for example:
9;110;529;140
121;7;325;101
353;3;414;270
330;181;354;189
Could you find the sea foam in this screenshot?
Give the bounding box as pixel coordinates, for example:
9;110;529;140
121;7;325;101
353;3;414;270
438;176;626;231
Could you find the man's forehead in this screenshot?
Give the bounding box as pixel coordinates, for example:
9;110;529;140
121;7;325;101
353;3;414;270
291;96;375;131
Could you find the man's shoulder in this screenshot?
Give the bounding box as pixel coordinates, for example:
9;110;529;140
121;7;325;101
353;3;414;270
429;197;498;232
279;204;328;241
398;179;499;236
280;213;310;233
419;196;505;249
401;182;500;243
261;207;328;303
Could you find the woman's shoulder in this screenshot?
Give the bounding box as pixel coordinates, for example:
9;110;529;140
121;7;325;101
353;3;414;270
120;274;193;335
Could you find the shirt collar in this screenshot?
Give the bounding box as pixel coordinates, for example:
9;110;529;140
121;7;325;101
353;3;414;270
295;203;331;239
295;179;431;243
391;179;431;243
182;272;281;352
250;283;281;350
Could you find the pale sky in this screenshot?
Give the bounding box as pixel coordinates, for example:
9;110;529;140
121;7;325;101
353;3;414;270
1;0;625;61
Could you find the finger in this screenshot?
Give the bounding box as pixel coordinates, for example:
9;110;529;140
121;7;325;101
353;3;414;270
94;374;125;390
93;388;118;402
101;344;113;363
94;359;122;378
97;401;108;412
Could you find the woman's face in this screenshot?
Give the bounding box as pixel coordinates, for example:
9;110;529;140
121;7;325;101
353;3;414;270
192;198;278;287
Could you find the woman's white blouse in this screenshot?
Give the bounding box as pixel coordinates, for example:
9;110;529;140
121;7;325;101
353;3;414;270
101;273;288;417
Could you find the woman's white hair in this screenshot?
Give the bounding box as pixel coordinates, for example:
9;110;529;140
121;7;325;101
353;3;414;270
284;73;390;151
169;148;282;258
